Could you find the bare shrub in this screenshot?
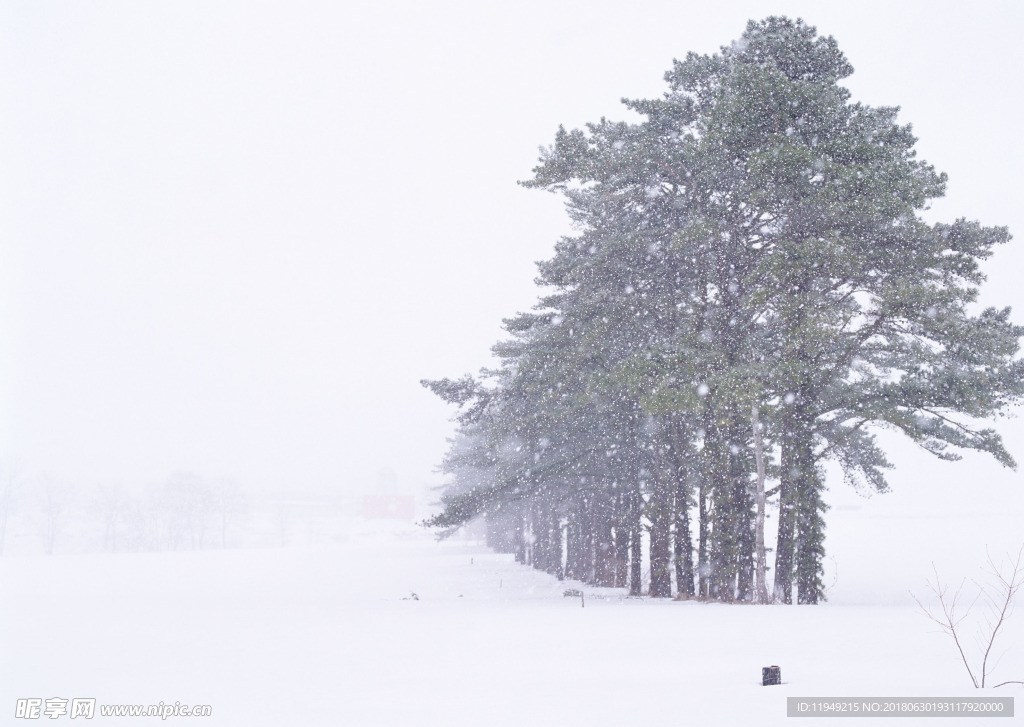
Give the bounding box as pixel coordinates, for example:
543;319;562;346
911;545;1024;688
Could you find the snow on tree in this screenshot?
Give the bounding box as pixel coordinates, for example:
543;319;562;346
424;17;1024;604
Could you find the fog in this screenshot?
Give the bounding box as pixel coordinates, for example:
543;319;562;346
3;1;1023;525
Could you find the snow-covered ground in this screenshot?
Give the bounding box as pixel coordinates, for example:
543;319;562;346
2;510;1021;726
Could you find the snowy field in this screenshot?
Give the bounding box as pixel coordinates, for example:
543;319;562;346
5;4;1024;726
2;501;1022;727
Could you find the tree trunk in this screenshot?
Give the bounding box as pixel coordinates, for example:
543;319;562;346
649;515;672;597
796;435;827;604
566;502;589;581
733;442;755;602
648;464;673;597
706;423;737;601
613;525;629;588
698;476;709;599
774;412;799;603
551;510;564;580
629;492;643;596
531;504;545;570
593;497;616;587
752;404;770;603
514;507;527;565
674;500;694;598
670;417;695;598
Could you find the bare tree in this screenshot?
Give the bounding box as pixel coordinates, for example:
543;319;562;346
159;473;212;550
0;459;20;555
911;545;1024;688
94;484;128;552
39;477;69;556
209;478;247;549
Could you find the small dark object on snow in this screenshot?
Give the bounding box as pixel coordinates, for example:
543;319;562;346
762;665;781;686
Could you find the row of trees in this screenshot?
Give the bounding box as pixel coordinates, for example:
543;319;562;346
424;18;1024;603
0;470;249;555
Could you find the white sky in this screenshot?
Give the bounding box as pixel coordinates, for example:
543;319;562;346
2;1;1024;506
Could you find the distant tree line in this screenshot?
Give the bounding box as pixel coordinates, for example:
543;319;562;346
0;469;249;555
423;18;1024;604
